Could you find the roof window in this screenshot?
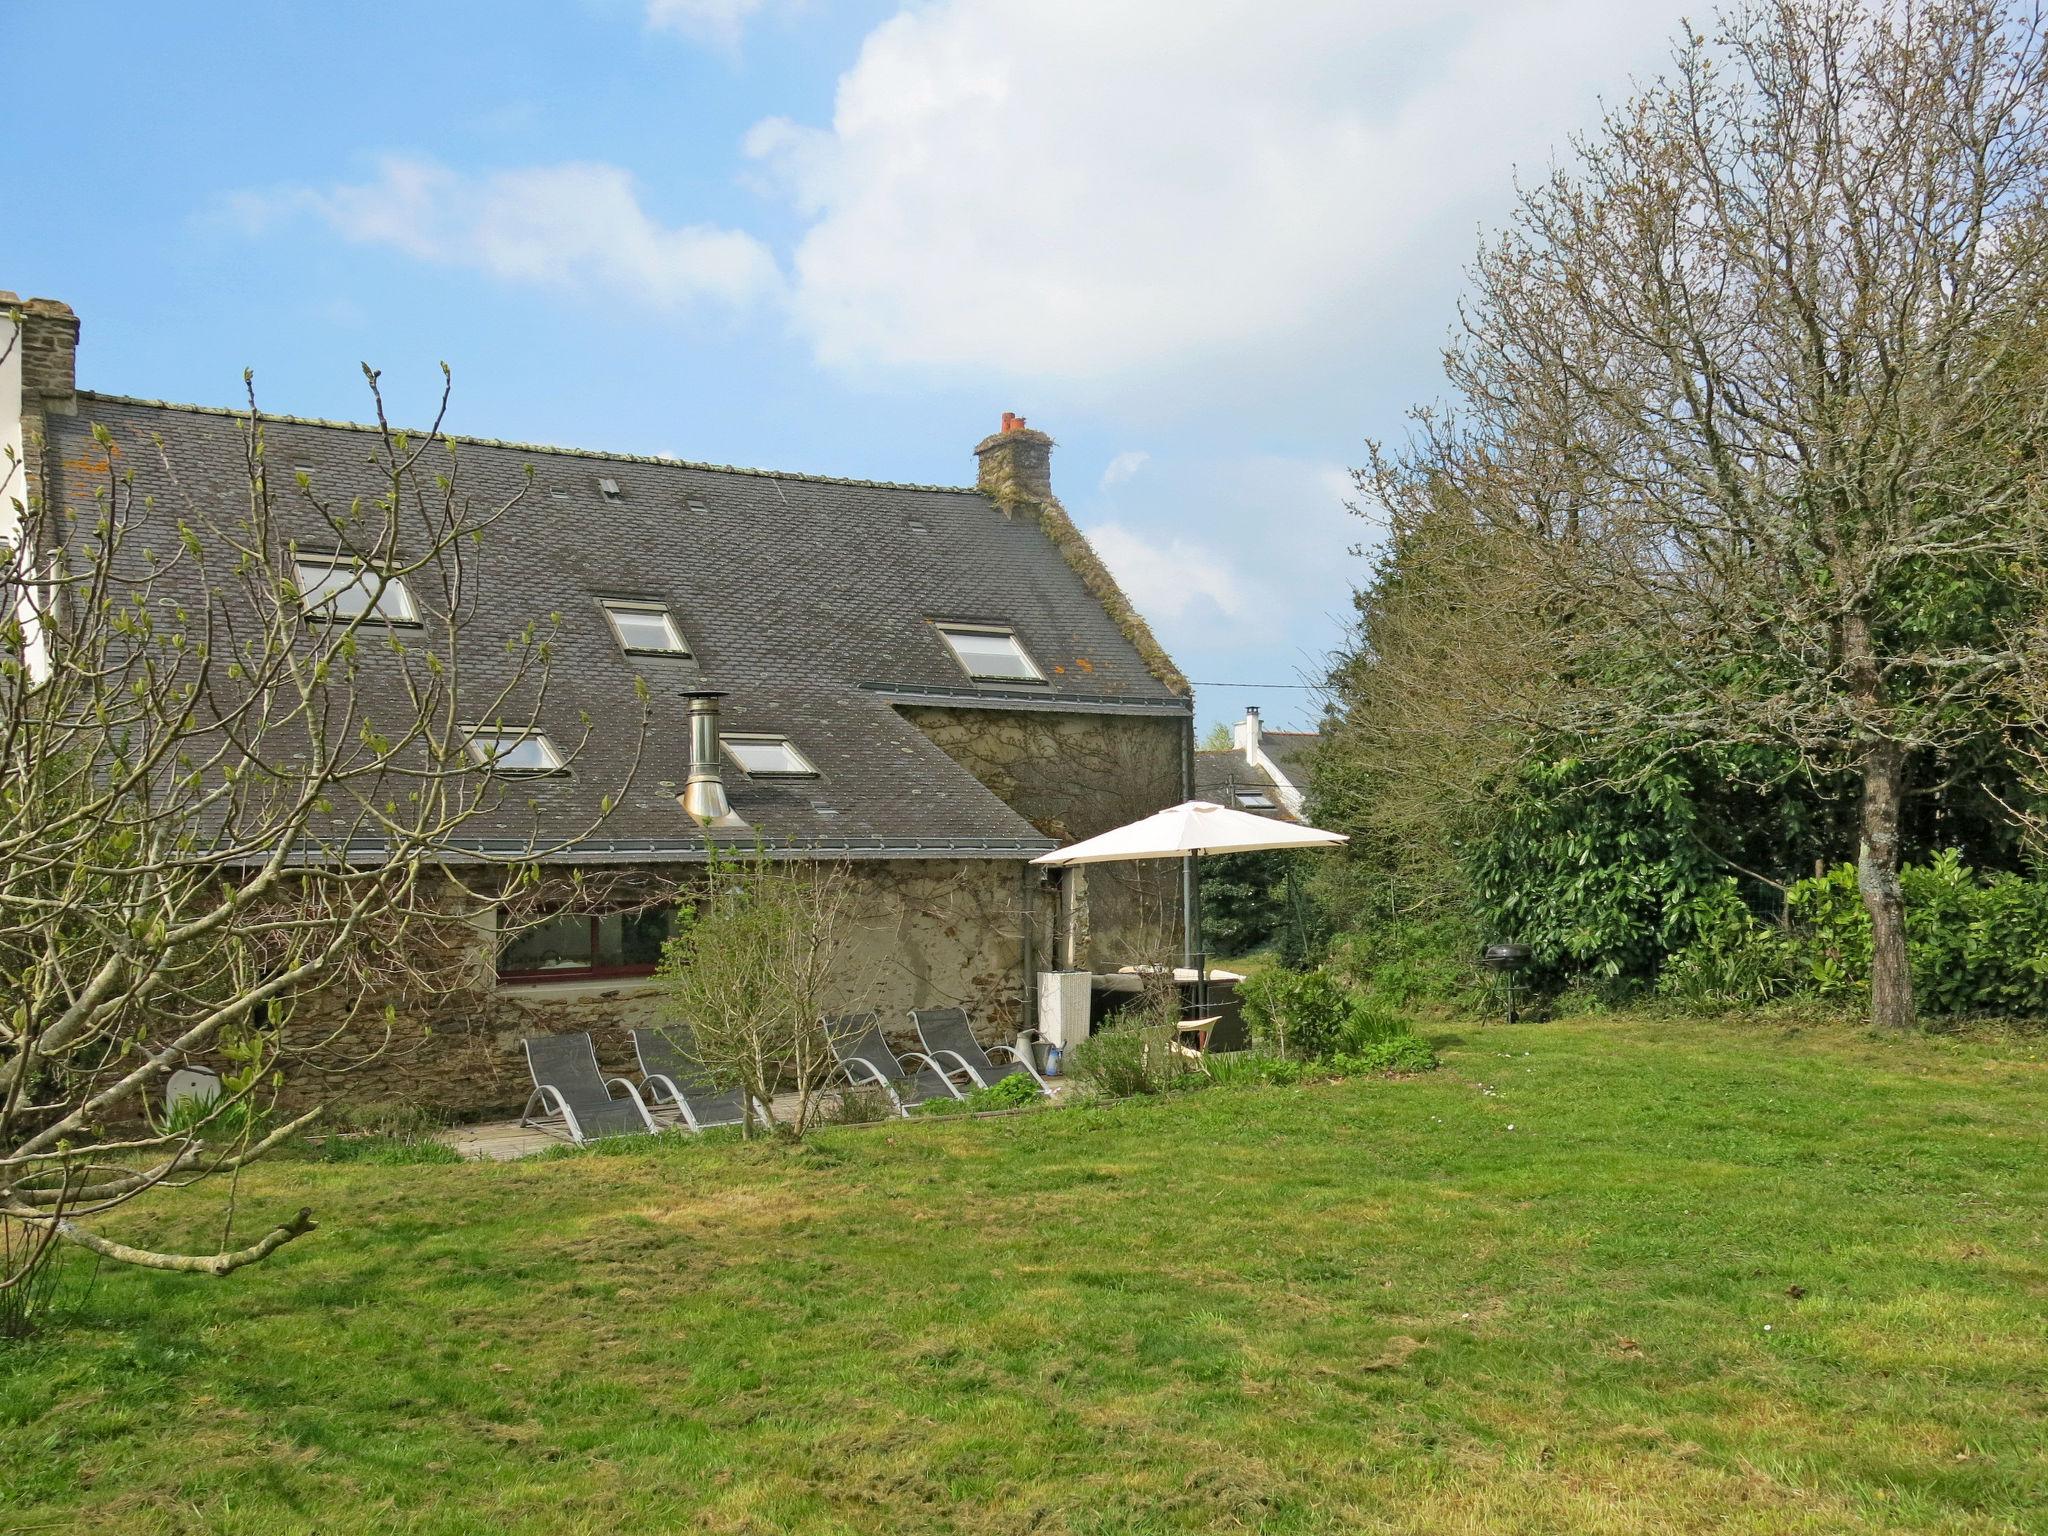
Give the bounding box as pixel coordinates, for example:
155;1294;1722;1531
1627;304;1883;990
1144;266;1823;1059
721;734;818;778
597;477;622;500
464;728;566;775
600;599;689;656
935;623;1045;683
1236;790;1276;810
294;555;418;624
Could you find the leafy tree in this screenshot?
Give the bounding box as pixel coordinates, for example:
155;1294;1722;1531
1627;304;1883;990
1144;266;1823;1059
1357;0;2048;1030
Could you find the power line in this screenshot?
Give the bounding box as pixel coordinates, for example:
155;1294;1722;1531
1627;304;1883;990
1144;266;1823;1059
1190;681;1318;690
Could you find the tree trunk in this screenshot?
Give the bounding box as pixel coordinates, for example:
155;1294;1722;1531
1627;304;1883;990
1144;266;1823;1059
1856;740;1916;1032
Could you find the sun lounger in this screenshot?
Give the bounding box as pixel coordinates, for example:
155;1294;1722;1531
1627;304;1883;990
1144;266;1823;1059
631;1025;764;1133
826;1012;961;1116
911;1007;1052;1095
519;1032;659;1144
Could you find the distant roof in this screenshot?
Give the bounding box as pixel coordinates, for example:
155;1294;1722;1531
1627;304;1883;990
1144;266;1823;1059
50;394;1189;857
1194;751;1299;821
1257;729;1320;784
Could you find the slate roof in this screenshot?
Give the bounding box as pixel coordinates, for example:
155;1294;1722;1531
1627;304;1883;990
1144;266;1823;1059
51;394;1188;859
1194;750;1299;821
1257;730;1320;788
1253;729;1318;782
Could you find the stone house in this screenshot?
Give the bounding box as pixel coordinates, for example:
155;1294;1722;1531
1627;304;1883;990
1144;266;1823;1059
3;295;1192;1120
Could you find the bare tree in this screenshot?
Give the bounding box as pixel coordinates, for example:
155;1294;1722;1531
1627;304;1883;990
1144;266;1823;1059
1365;0;2048;1030
656;851;865;1138
0;323;648;1313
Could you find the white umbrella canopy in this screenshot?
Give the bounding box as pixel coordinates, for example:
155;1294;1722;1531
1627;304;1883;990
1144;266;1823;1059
1031;799;1347;866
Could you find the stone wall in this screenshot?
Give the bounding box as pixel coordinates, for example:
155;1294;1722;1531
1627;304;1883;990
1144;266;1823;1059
259;857;1042;1123
234;707;1183;1125
896;704;1187;966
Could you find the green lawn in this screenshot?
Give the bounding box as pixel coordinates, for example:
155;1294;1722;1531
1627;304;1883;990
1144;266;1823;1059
4;1014;2045;1534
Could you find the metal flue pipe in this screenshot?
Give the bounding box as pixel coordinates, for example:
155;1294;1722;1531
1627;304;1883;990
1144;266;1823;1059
678;689;747;830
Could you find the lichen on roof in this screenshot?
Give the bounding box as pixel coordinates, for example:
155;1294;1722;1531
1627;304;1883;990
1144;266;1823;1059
976;462;1191;699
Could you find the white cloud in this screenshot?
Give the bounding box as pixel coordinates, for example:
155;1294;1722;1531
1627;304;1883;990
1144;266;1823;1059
1085;522;1250;625
645;0;771;51
233;157;780;312
748;0;1688;382
1098;449;1149;491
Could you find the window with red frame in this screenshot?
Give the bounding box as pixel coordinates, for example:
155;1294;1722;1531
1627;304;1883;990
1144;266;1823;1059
496;907;674;982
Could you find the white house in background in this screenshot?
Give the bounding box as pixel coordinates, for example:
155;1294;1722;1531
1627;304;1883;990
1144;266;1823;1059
1195;706;1318;821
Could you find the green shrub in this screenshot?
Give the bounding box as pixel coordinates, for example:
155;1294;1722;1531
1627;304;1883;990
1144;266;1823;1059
1659;855;2048;1018
1239;967;1419;1059
1327;914;1483;1006
1067;1025;1188;1097
152;1092;268;1146
1657;880;1799;1009
824;1084;899;1125
916;1072;1047;1116
1325;1035;1438;1075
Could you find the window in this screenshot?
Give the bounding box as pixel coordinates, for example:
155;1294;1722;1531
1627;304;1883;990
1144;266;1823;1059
295;555;418;623
721;734;818;777
935;623;1045;683
600;599;689;655
497;906;674;982
1236;790;1276;811
464;728;565;775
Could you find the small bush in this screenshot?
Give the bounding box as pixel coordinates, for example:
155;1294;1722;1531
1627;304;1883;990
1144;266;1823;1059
153;1092;268;1146
1068;1025;1188;1098
1659;857;2048;1018
1240;967;1420;1059
823;1084;900;1125
1327;914;1483;1007
1198;1052;1311;1087
1325;1035;1437;1075
916;1072;1047;1116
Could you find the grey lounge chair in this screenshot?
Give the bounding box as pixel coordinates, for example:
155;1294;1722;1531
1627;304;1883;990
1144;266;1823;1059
632;1025;764;1133
911;1007;1052;1096
519;1032;659;1144
826;1012;961;1116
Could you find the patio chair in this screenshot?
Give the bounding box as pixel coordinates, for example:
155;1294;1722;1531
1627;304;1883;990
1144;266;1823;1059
825;1012;962;1116
519;1032;659;1144
631;1025;764;1133
911;1007;1052;1096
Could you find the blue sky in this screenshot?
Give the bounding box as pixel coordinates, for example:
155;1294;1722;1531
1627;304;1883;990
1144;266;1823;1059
0;0;1690;734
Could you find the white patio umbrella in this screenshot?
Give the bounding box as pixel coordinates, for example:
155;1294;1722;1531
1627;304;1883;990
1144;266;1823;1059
1031;800;1347;977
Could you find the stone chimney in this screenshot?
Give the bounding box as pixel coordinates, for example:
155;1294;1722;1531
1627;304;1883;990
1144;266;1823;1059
974;410;1055;509
2;294;79;414
3;293;79;539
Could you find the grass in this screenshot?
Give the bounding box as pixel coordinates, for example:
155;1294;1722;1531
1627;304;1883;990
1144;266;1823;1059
3;1012;2044;1534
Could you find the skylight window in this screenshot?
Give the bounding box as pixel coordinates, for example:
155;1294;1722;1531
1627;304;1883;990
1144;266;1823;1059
600;600;689;656
464;728;565;775
1237;790;1276;810
721;734;818;778
935;623;1045;683
295;556;418;623
597;477;622;500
